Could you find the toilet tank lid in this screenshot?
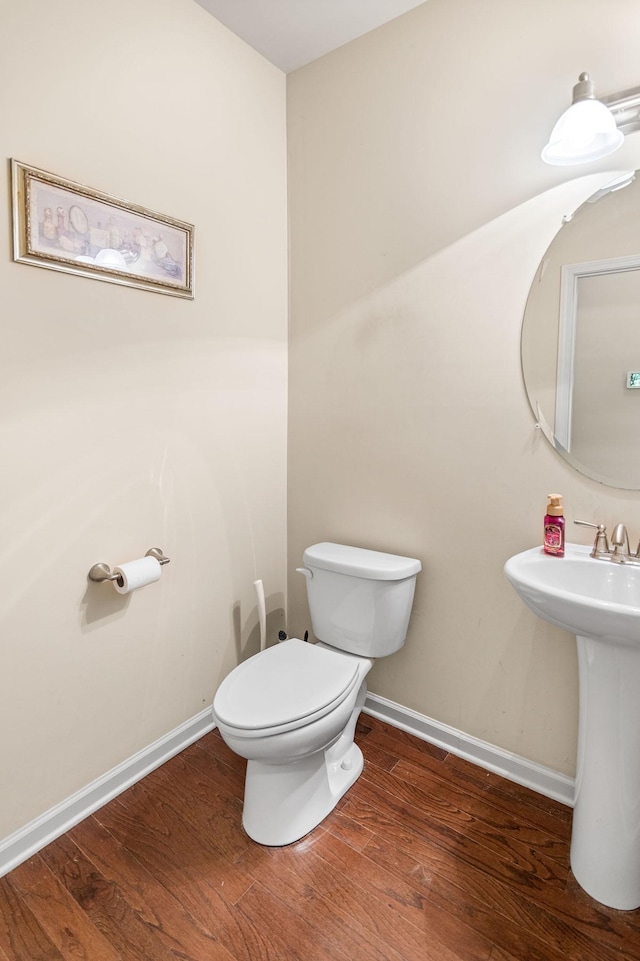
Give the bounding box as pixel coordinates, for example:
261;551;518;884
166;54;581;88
303;543;421;580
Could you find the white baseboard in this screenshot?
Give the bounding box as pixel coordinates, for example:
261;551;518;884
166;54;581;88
364;692;575;808
0;707;216;879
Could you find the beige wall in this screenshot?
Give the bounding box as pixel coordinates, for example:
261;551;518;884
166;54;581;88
287;0;640;775
0;0;287;840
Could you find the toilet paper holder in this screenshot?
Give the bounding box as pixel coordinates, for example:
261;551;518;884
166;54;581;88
88;548;171;584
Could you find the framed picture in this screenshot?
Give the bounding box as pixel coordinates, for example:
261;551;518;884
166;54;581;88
627;372;640;389
11;159;194;299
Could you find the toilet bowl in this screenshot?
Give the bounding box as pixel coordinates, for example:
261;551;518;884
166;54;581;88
213;542;421;846
214;638;372;845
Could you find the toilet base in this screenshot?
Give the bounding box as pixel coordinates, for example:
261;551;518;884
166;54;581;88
242;739;364;846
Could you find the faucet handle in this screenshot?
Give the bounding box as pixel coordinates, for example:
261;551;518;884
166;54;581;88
611;523;631;558
574;520;610;557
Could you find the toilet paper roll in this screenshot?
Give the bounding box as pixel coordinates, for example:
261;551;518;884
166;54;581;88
113;556;161;594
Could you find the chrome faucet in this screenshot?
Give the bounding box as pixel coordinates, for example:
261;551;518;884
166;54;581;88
575;520;640;565
611;523;631;562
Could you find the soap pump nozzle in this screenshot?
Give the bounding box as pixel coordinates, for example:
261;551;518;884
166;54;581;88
546;494;564;516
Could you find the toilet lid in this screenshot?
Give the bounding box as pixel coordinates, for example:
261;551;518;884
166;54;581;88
213;638;360;732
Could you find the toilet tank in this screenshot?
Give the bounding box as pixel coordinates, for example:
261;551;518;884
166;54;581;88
301;543;422;657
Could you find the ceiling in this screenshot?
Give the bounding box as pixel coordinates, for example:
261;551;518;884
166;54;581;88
195;0;427;73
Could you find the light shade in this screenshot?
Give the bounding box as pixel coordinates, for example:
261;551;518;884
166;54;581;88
542;97;624;165
94;248;127;269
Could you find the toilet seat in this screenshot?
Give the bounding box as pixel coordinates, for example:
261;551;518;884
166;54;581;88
213;638;360;738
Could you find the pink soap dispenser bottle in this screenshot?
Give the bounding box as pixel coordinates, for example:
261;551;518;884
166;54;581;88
544;494;565;557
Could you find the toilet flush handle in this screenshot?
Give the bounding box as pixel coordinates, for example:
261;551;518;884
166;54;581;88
295;567;313;579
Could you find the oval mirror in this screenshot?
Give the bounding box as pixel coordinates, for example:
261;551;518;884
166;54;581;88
521;170;640;489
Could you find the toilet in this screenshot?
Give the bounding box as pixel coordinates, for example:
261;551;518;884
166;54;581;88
212;542;421;846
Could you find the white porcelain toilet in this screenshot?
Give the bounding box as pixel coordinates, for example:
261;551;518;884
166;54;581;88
212;542;421;846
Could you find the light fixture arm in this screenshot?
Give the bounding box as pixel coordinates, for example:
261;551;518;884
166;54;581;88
602;85;640;136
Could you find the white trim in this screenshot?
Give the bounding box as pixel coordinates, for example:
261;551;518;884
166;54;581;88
0;707;215;879
363;692;575;808
555;263;578;451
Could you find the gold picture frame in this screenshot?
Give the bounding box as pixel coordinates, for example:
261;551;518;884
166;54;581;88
11;159;194;299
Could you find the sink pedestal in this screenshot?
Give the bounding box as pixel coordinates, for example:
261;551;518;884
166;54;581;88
504;543;640;910
572;634;640;910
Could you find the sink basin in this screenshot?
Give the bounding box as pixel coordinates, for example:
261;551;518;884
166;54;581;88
504;542;640;644
505;542;640;911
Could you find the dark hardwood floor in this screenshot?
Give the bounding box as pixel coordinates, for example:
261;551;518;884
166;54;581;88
1;714;639;960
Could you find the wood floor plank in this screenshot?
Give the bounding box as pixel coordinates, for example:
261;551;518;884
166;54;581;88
89;808;271;961
443;754;573;828
488;948;522;961
67;814;241;961
361;726;572;842
259;873;404;961
6;855;122;961
311;828;494;961
0;878;66;961
363;832;608;961
391;757;570;860
43;818;231;961
238;829;467;961
345;780;640;961
324;806;377;852
92;780;323;961
357;763;569;883
230;884;352;961
359;714;448;762
93;759;256;904
177;746;274;864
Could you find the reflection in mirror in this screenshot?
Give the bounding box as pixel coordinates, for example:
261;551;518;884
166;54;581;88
521;170;640;489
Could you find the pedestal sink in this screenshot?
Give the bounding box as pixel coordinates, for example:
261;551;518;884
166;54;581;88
504;543;640;910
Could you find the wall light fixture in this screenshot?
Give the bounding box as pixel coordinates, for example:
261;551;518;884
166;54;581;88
542;72;640;166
